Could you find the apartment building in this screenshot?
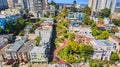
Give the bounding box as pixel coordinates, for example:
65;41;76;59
88;0;117;13
18;40;35;63
5;40;24;60
32;19;53;63
67;12;84;21
90;40;116;60
30;46;49;63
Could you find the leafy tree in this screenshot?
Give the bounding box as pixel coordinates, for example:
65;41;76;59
50;1;56;5
19;31;25;36
63;29;67;33
68;33;75;40
92;27;101;36
83;6;91;16
68;41;80;53
92;27;110;39
55;38;63;43
111;27;119;33
71;6;77;12
79;44;94;57
110;52;119;62
60;7;68;18
29;27;35;33
113;19;120;26
57;41;94;63
35;36;41;46
83;15;90;25
0;27;4;34
49;1;59;10
97;31;110;39
83;15;94;25
38;19;43;24
45;11;50;18
100;8;111;18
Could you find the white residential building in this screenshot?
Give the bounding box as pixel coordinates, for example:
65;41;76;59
88;0;117;13
90;40;116;60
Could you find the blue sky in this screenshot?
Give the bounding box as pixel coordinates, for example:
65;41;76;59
48;0;88;5
48;0;120;6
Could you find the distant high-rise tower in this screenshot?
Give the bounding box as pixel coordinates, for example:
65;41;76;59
0;0;8;11
88;0;117;13
88;0;93;8
29;0;43;12
21;0;30;10
20;0;48;10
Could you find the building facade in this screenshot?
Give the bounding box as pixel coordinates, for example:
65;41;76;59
0;0;8;11
109;35;120;54
30;46;48;63
88;0;93;8
18;40;35;63
21;0;30;10
90;40;116;60
88;0;117;13
32;19;54;63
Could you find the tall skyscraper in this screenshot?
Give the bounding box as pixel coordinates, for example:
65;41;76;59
0;0;8;11
88;0;117;13
88;0;93;8
43;0;48;9
29;0;43;13
20;0;48;10
21;0;30;10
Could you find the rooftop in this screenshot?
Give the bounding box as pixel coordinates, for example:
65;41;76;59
91;40;116;50
69;21;82;27
40;27;53;45
18;40;35;52
5;40;24;52
30;46;46;53
41;21;54;26
68;12;84;20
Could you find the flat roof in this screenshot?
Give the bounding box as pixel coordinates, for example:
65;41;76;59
5;40;24;52
40;27;52;45
18;40;35;52
92;40;116;49
30;46;46;53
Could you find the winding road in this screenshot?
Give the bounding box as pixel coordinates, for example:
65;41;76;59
53;40;68;64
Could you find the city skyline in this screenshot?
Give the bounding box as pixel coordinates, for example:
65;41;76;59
48;0;88;5
48;0;120;6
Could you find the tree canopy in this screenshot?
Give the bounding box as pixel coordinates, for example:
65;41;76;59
35;36;41;46
100;8;111;18
57;41;94;63
110;52;119;62
83;6;91;16
112;19;120;26
92;27;110;39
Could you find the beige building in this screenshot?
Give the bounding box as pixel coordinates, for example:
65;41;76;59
88;0;93;8
88;0;117;13
75;33;94;44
